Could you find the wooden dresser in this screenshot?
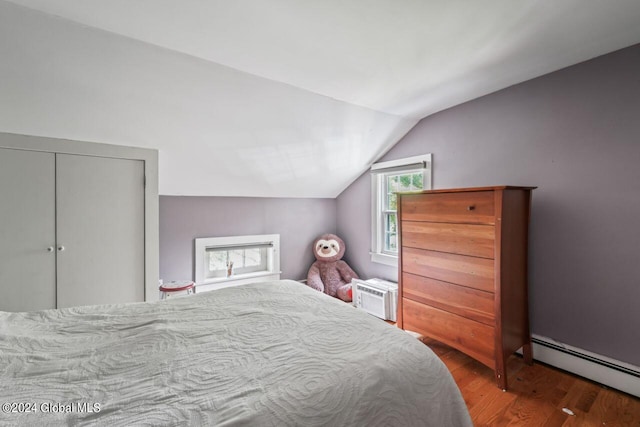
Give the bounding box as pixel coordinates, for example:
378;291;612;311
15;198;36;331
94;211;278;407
397;186;535;390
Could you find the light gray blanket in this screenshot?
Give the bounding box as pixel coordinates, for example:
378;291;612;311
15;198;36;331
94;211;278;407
0;280;471;426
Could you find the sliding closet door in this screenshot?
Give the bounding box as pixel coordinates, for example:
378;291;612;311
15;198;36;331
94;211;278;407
55;154;145;308
0;148;56;311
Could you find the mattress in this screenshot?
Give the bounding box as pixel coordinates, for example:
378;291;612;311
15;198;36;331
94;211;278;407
0;279;472;426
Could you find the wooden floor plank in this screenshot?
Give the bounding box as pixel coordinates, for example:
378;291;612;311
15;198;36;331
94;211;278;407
417;336;640;427
590;388;640;426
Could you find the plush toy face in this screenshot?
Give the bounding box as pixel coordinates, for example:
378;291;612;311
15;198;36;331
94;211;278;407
316;238;340;258
312;234;346;262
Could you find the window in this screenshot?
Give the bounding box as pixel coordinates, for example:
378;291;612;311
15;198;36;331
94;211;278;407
206;244;270;279
370;154;432;266
194;234;280;285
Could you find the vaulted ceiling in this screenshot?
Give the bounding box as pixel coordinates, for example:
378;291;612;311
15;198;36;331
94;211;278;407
2;0;640;197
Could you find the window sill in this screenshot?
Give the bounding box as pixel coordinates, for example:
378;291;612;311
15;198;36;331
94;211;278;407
199;270;282;285
370;252;398;267
196;272;282;294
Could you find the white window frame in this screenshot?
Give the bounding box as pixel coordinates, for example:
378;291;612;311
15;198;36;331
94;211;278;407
194;234;281;289
370;154;432;267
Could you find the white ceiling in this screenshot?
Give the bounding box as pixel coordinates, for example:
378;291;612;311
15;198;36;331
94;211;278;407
3;0;640;197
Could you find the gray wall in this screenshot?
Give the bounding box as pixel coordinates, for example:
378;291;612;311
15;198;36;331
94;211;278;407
337;44;640;366
160;196;337;283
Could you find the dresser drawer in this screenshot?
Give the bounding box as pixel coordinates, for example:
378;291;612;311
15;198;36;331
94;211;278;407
401;221;495;258
403;299;495;368
402;247;495;292
402;273;495;325
400;191;495;224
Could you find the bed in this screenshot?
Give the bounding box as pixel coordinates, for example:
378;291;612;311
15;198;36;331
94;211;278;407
0;279;472;426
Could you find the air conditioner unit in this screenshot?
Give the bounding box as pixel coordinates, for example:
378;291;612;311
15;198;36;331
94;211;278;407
351;278;398;321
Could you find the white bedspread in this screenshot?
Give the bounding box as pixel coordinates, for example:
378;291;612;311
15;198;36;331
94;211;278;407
0;280;472;426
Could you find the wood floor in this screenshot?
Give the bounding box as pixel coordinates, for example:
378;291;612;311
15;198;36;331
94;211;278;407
418;336;640;426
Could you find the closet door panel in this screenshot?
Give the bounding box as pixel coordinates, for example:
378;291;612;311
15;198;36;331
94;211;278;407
0;148;56;311
56;154;145;308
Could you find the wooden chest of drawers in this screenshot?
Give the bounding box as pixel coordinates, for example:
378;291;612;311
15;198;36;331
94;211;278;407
397;186;535;390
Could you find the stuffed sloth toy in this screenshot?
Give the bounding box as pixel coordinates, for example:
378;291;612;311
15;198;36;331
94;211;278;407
306;233;359;302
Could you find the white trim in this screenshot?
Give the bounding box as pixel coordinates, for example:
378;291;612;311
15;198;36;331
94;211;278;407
199;270;281;285
370;154;432;265
370;154;432;171
529;334;640;397
370;251;398;267
195;272;281;293
194;234;280;286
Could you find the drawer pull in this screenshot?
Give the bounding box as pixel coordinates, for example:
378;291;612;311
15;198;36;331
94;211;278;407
467;205;476;211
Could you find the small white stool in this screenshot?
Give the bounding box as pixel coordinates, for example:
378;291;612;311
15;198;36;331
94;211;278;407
159;281;195;300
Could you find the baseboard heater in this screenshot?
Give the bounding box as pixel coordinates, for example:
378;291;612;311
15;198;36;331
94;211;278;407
528;334;640;398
